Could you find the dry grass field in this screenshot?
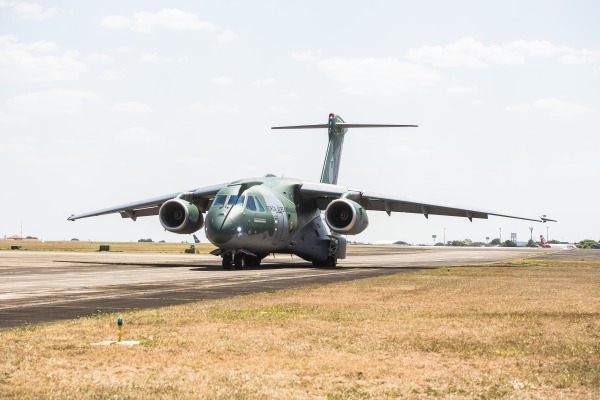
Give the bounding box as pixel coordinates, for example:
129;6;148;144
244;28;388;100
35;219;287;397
0;240;216;254
1;254;599;399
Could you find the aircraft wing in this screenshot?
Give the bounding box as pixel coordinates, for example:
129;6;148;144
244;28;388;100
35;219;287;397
68;183;227;221
299;182;545;223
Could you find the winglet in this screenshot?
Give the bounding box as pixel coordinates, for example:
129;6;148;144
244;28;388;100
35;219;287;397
540;215;557;223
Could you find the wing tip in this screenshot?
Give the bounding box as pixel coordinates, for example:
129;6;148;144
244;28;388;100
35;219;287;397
540;215;558;223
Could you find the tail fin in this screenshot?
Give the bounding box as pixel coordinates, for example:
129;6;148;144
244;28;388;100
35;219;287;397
271;113;417;185
321;113;346;184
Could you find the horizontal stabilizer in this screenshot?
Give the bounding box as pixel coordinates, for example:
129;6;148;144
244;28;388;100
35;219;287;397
271;123;417;130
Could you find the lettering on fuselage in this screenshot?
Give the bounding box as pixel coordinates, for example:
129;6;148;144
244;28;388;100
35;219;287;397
266;205;295;214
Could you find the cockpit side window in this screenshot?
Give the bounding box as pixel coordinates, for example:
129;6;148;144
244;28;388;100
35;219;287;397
212;195;227;208
246;196;256;211
255;197;266;212
235;195;245;206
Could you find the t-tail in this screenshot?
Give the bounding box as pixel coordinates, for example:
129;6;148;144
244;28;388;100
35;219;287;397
271;113;417;184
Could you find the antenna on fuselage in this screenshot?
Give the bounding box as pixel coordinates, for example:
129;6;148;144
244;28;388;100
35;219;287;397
271;113;417;185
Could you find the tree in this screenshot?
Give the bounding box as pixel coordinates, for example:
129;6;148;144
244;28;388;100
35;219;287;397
451;240;466;246
525;239;538;247
576;239;599;249
501;240;517;247
138;238;154;243
548;239;562;244
490;238;501;246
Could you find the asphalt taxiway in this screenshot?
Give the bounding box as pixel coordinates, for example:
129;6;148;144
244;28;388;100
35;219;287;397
0;247;561;330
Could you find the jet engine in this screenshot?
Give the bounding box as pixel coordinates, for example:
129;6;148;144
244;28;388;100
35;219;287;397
325;198;369;235
159;198;204;234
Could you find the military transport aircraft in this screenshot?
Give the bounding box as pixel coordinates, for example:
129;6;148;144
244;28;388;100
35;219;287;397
69;113;552;269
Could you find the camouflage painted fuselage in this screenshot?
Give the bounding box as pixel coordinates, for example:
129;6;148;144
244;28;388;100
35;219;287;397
205;176;332;263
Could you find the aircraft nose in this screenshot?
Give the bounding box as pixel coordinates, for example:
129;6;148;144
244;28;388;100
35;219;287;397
205;215;235;244
206;206;249;245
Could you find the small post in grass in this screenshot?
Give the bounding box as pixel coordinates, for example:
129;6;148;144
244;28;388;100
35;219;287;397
117;317;123;342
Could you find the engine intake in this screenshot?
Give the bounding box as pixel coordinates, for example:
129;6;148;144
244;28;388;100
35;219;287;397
325;198;369;235
159;198;204;234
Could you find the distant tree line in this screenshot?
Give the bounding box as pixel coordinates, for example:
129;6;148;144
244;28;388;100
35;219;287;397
576;239;600;249
435;238;600;249
434;238;514;247
137;238;166;243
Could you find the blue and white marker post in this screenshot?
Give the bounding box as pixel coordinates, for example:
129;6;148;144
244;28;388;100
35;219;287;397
91;315;139;346
117;316;123;342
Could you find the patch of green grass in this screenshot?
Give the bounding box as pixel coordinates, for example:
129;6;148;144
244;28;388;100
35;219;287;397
208;305;309;321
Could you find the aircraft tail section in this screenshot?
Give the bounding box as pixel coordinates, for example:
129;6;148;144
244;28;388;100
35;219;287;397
540;235;551;248
271;113;417;185
321;113;347;184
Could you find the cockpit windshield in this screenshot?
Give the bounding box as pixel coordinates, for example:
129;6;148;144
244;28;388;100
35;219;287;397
212;195;227;208
227;195;239;206
212;194;247;208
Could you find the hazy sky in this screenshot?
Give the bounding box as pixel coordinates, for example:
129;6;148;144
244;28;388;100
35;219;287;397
1;1;598;245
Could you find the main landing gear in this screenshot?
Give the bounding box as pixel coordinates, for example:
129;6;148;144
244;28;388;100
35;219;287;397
312;256;337;268
221;253;262;270
312;235;341;267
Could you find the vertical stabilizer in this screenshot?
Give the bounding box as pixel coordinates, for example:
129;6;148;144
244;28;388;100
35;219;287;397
320;113;347;184
271;113;417;185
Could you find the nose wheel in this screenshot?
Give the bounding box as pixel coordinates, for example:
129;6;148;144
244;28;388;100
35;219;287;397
221;252;263;270
234;254;246;270
222;254;233;270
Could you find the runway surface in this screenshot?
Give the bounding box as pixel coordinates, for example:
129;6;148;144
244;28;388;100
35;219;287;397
0;247;557;330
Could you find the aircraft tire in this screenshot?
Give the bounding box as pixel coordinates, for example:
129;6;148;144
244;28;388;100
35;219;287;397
234;254;246;270
312;257;337;268
222;254;233;270
327;256;337;267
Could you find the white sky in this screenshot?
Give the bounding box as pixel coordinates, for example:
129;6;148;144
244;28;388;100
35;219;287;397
1;1;598;245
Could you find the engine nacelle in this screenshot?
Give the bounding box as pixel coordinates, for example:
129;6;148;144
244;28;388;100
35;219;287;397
159;198;204;234
325;198;369;235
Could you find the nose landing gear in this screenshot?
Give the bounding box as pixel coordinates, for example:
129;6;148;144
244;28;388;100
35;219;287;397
234;254;246;270
220;250;263;270
222;254;233;270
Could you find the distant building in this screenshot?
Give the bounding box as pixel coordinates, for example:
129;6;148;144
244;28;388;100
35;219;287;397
6;235;25;241
2;235;39;241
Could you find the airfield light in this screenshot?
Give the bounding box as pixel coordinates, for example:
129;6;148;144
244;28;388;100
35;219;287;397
117;317;123;342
